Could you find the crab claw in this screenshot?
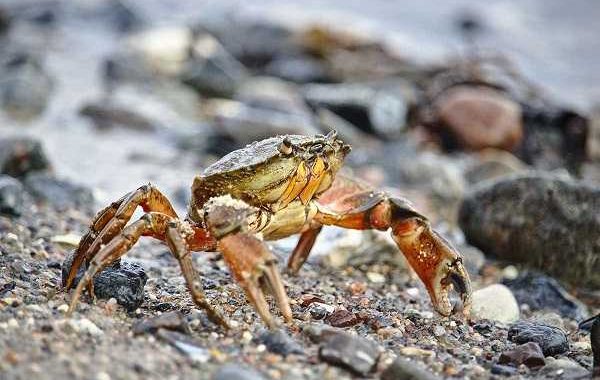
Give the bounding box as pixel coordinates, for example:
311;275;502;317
391;218;472;316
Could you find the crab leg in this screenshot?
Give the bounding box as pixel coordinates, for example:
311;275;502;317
287;224;322;274
204;195;293;329
65;184;178;290
299;175;472;316
66;212;229;327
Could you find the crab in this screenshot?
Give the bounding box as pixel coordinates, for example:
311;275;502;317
64;131;471;329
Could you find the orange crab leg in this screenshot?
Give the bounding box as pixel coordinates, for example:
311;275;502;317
289;175;472;316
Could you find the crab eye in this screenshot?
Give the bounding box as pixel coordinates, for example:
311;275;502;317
278;138;293;155
309;143;323;153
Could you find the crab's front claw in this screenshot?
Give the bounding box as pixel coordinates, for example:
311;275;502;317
391;217;472;316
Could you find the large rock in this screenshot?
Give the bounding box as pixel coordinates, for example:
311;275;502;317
318;329;380;376
433;86;523;151
459;173;600;288
24;173;94;210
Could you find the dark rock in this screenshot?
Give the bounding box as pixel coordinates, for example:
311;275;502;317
255;329;303;356
498;342;545;369
80;102;156;131
194;14;293;69
62;251;147;311
0;175;24;217
0;137;50;178
508;321;568;356
133;311;190;335
206;99;320;150
302;82;410;138
519;105;589;174
503;271;587;320
490;364;518;376
325;309;361;327
181;34;248;98
432;85;523;151
234;76;312;118
0;52;53;121
213;364;266;380
459;173;600;288
381;357;441;380
307;302;335;320
318;329;380;376
91;0;143;32
24;173;94;210
265;55;330;83
0;6;10;33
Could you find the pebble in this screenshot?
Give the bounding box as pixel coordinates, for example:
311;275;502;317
213;364;266;380
381;357;441;380
470;284;520;323
62;252;148;311
508;321;568;356
255;329;303;356
0;175;24;217
366;272;386;284
498;342;545;369
307;302;335;320
503;271;588;320
326;309;361;327
491;364;518;376
132;311;190;335
67;318;103;336
539;358;588;378
460;173;600;288
318;330;380;376
156;329;209;363
57;304;69;313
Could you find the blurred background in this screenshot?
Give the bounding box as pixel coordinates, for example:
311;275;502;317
0;0;598;209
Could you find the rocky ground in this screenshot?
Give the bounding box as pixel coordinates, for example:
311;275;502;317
1;1;600;379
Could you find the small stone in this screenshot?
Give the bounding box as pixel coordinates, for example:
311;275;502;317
213;364;266;380
498;342;545;369
491;364;517;376
57;304;69;313
508;321;568;356
381;357;441;380
433;325;445;337
366;272;386;283
0;175;24;217
319;330;380;376
95;372;111;380
156;329;209;363
255;329;303;356
471;284;519;323
133;311;190;335
307;302;335;320
539;358;588;378
399;347;436;357
326;309;361;328
62;251;147;311
68;318;103;336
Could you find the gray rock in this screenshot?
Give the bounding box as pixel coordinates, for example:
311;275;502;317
0;52;53;121
133;311;190;335
490;364;517;376
508;321;568;356
62;251;147;311
79;102;156;131
213;364;266;380
0;137;50;178
181;34;248;97
302;82;409;138
471;284;519;323
459;173;600;288
498;342;545;369
156;329;209;363
24;173;94;210
255;329;303;356
265;55;329;83
318;330;380;376
538;358;588;378
381;357;441;380
0;175;24;217
503;271;588;320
